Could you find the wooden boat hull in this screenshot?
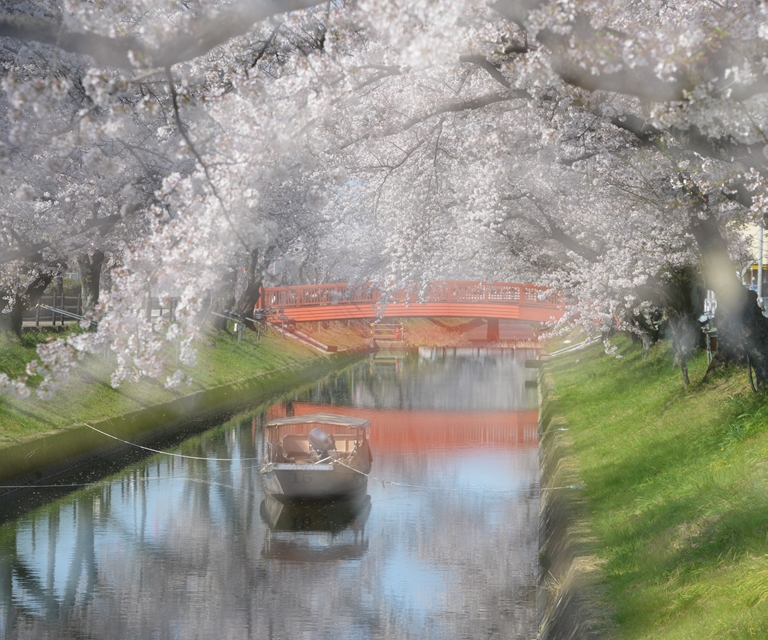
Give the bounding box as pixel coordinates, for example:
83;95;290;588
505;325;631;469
261;462;368;501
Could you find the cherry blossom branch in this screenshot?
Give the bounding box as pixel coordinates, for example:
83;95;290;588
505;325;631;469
395;93;530;132
557;151;599;167
351;65;403;90
546;28;768;103
0;0;326;69
458;55;511;89
0;214;122;265
0;14;141;68
165;68;250;252
490;2;768;103
517;193;602;262
341;92;529;149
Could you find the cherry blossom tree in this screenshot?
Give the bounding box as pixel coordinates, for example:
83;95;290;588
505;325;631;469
484;0;768;381
314;0;768;384
3;0;768;396
0;0;337;394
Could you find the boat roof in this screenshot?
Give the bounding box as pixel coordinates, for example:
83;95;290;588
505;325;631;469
265;412;371;429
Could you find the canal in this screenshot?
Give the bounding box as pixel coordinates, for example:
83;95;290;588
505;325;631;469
0;348;539;639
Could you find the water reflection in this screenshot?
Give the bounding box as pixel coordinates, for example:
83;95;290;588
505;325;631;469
317;348;537;412
0;349;539;639
261;495;371;562
261;494;371;532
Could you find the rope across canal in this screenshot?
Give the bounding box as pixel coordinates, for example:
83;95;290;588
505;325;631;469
332;459;583;493
0;424;582;494
0;477;237;490
81;422;264;461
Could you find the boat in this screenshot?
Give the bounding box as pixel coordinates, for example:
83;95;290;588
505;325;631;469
260;413;372;500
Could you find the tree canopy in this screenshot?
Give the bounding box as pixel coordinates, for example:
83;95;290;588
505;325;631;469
2;0;768;395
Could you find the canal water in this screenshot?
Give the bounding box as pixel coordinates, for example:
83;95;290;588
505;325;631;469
0;348;540;639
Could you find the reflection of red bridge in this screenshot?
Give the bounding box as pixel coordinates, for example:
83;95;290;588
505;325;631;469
266;403;538;451
261;281;564;324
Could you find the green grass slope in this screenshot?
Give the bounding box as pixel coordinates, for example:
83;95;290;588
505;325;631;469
549;336;768;639
0;324;321;448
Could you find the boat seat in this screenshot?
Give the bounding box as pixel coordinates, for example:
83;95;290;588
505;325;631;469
281;434;311;458
279;432;361;460
331;434;358;454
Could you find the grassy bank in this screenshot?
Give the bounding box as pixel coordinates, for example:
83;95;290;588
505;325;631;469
548;336;768;639
0;323;330;448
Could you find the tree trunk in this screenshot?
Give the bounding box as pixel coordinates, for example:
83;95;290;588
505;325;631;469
0;274;54;337
237;249;263;331
689;214;768;387
1;297;24;337
214;296;236;331
636;267;701;374
667;313;693;389
76;250;105;311
642;333;652;360
680;355;690;389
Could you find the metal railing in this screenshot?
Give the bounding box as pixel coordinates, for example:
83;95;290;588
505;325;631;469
21;293;184;327
22;293;83;327
371;322;404;340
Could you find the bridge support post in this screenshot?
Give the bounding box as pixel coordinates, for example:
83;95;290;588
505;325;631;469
486;318;499;342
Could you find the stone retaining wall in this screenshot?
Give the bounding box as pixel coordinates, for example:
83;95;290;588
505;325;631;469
537;366;613;639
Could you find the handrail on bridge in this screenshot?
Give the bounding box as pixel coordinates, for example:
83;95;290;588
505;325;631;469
260;281;561;310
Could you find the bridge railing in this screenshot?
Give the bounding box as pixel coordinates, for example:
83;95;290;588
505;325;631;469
263;282;378;308
262;280;561;309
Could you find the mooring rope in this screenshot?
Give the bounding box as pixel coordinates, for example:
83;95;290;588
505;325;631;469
82;423;263;462
0;476;236;491
332;458;443;491
0;456;583;494
4;425;586;495
332;459;582;494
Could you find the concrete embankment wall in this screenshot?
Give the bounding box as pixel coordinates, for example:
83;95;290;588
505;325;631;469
537;366;613;639
0;351;365;489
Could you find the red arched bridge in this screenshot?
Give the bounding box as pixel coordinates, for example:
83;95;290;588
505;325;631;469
260;281;564;324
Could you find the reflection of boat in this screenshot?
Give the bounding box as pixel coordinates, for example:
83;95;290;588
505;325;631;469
260;494;371;532
260;413;372;500
260;494;371;562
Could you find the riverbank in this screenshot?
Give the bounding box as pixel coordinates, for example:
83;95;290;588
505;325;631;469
0;315;533;452
543;335;768;639
0;323;370;486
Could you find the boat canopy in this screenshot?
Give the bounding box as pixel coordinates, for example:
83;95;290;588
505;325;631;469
265;412;371;430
